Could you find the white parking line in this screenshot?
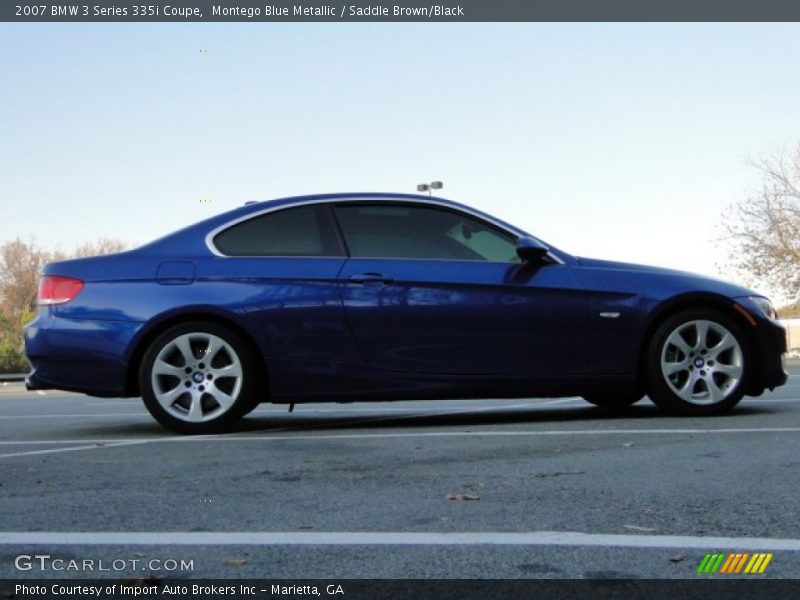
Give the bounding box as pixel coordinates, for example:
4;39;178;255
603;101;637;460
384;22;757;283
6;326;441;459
3;426;800;449
2;425;800;459
0;402;543;458
0;401;567;421
0;440;152;459
0;437;180;446
743;397;800;404
1;400;586;420
214;426;800;441
0;530;799;550
0;403;523;457
0;413;148;419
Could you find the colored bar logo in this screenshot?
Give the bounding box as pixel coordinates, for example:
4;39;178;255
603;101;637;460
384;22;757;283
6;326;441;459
697;552;773;574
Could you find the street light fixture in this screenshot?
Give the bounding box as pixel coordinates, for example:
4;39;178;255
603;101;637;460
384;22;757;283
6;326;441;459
417;181;443;196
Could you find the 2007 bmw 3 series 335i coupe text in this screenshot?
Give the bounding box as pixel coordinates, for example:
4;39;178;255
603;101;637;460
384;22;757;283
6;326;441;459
24;193;788;433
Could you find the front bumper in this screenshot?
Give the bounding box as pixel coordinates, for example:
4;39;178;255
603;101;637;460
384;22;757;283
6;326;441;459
751;318;789;392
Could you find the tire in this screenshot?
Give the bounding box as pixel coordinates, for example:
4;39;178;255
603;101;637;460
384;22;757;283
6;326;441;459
645;309;751;415
139;321;260;434
583;394;643;409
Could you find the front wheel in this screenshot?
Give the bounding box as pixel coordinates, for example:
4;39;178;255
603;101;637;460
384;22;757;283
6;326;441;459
140;322;259;434
645;309;751;415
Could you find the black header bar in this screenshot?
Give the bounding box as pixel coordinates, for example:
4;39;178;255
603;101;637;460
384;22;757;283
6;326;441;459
5;0;800;22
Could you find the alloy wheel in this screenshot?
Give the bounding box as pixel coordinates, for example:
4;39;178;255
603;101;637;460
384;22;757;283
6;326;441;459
150;332;243;422
659;319;743;406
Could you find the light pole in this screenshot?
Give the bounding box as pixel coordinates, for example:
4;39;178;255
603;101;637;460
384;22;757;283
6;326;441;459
416;181;443;196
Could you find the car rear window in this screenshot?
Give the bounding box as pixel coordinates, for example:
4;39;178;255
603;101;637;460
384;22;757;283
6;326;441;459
213;205;344;257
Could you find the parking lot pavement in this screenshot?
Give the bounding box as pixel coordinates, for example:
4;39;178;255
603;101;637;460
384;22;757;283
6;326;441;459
0;366;798;579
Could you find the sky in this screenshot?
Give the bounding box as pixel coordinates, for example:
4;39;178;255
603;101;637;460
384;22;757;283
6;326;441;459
1;23;799;295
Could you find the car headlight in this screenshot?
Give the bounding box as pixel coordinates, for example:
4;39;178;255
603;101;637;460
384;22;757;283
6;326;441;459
748;296;778;320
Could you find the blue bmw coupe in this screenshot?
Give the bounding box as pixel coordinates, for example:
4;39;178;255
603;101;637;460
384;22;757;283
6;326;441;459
24;193;788;433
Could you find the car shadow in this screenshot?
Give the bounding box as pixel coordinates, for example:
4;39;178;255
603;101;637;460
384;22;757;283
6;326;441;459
227;401;775;434
73;400;778;438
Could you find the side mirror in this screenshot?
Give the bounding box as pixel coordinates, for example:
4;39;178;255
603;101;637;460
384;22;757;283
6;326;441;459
516;236;551;264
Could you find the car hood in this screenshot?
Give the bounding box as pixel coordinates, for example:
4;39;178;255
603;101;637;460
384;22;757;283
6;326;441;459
573;256;760;299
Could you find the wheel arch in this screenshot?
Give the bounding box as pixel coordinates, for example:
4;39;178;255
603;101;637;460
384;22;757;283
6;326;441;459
636;293;760;391
124;309;268;397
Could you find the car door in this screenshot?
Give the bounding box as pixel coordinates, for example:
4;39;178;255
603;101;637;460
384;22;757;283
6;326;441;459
333;202;591;377
209;203;359;393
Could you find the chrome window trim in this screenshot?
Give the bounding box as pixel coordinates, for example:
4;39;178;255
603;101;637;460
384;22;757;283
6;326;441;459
204;197;564;265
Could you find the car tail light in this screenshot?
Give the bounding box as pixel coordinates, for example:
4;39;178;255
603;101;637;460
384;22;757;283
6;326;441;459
38;275;84;305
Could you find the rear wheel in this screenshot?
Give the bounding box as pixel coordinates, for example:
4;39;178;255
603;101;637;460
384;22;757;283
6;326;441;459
646;309;750;415
140;322;260;434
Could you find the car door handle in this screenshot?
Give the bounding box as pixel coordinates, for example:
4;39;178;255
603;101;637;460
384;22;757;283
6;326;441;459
349;273;394;284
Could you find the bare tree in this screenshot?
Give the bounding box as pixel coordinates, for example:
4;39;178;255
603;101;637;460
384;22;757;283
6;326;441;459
0;237;129;372
0;238;47;326
725;145;800;299
0;237;130;321
73;237;129;258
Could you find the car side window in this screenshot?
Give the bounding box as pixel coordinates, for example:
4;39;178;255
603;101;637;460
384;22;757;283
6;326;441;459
213;205;344;257
334;204;521;263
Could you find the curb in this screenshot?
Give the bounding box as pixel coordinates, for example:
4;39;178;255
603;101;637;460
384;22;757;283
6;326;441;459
0;373;27;382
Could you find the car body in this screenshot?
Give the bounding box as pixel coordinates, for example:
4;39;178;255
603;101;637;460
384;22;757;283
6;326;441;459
24;193;788;433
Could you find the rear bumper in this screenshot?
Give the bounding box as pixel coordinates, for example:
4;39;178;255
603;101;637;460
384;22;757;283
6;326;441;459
24;311;143;397
25;371;50;391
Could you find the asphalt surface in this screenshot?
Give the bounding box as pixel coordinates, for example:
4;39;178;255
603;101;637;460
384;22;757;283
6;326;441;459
0;365;799;580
